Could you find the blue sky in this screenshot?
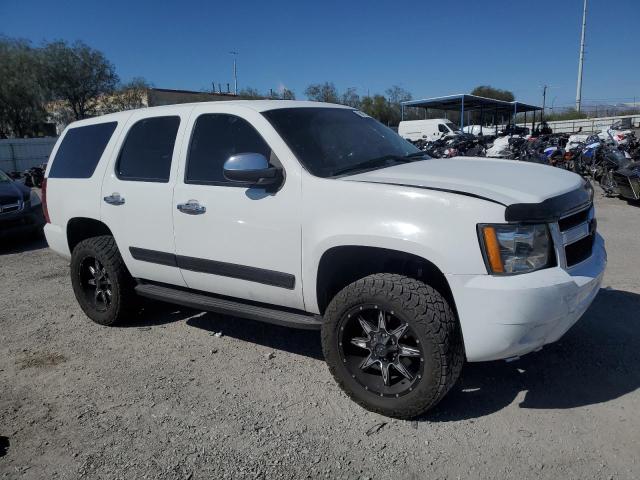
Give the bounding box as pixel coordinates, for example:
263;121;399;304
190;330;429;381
2;0;638;108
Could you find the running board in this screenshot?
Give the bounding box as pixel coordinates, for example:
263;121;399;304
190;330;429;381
134;283;323;330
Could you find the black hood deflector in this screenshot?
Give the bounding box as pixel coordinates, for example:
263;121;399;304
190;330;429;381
504;182;592;222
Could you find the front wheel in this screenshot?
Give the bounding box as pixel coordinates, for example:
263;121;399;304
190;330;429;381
321;273;464;419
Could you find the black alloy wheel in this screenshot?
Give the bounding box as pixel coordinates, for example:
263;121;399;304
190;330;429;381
79;257;113;312
339;305;424;398
322;273;465;419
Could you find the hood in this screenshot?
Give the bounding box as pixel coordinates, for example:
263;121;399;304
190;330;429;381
343;157;584;207
0;179;29;205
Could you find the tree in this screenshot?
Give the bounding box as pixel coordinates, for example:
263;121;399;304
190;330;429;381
341;87;361;108
470;85;515;102
360;95;394;125
238;87;261;99
103;77;151;113
385;85;412;126
41;40;119;120
281;88;295;100
0;37;46;137
305;82;339;103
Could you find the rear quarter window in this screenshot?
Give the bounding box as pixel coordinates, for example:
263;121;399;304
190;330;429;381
48;122;118;179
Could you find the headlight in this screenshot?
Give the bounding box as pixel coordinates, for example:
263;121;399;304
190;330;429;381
478;223;554;275
30;190;42;207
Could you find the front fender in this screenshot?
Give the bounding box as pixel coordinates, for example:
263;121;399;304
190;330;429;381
301;176;506;312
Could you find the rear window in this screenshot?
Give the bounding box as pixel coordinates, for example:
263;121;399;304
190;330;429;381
116;116;180;182
48;122;117;178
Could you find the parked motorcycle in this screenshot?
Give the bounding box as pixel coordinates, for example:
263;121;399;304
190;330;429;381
23;166;45;188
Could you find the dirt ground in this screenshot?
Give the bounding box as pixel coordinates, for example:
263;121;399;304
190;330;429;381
1;190;639;480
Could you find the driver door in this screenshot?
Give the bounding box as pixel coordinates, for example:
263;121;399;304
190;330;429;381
172;105;304;309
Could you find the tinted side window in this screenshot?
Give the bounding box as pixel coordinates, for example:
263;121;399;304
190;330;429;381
49;122;117;178
186;114;271;185
438;124;449;133
117;116;180;182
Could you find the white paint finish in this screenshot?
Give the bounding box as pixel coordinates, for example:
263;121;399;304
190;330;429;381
398;119;456;142
100;106;194;286
44;100;608;362
44;112;133;256
300;176;507;313
345;156;584;205
172;104;305;309
447;234;606;361
43;223;70;259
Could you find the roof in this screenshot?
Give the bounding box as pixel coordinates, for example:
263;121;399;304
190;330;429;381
402;94;542;114
61;100;353;129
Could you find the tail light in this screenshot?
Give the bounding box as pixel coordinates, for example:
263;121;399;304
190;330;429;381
616;134;625;142
564;151;574;160
42;178;50;223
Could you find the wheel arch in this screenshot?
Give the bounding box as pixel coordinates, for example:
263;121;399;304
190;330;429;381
315;245;456;317
67;217;114;253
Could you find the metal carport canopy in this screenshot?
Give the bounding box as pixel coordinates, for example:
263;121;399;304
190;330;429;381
400;94;542;128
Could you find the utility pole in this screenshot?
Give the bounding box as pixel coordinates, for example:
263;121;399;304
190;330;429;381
229;51;238;95
576;0;587;112
542;84;548;121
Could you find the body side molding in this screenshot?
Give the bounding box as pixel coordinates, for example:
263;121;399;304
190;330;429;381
129;247;295;289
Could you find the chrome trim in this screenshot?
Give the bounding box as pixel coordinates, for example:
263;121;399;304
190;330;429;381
556;205;596;270
0;200;23;215
548;222;567;270
176;200;206;215
559;203;591;221
562;223;590;245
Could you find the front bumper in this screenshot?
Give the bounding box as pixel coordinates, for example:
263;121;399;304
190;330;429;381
446;233;606;362
0;203;45;239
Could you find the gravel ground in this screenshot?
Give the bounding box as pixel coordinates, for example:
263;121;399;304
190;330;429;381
1;190;639;480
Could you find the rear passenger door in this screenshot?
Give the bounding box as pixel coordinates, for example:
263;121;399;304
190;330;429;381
101;108;192;286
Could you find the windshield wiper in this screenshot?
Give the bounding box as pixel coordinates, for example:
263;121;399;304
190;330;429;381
331;153;424;177
405;151;429;158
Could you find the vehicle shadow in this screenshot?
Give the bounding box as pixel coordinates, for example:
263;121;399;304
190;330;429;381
424;288;640;421
0;436;9;457
0;233;47;255
187;313;324;360
118;300;201;328
131;287;639;419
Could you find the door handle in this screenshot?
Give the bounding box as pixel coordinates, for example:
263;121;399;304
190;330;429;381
104;193;125;205
177;200;206;215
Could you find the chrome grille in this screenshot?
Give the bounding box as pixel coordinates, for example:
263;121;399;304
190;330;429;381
556;205;595;268
0;200;22;215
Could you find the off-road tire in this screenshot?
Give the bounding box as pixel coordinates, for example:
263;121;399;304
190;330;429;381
322;273;464;419
70;235;137;326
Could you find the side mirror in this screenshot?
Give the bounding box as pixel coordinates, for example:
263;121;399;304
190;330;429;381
223;153;282;187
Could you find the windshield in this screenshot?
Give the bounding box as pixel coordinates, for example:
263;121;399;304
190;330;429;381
262;108;426;177
445;122;461;133
0;170;11;183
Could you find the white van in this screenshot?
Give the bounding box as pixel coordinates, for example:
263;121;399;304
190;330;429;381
398;119;461;142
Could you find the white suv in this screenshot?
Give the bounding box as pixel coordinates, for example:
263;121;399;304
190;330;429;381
43;101;606;418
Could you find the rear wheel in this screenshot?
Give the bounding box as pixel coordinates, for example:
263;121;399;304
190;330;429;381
322;273;464;419
70;235;137;326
